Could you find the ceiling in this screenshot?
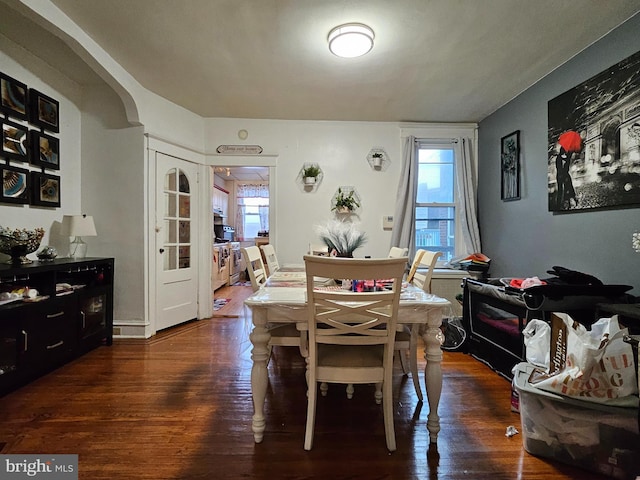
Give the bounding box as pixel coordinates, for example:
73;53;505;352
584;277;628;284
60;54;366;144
2;1;639;182
28;0;640;123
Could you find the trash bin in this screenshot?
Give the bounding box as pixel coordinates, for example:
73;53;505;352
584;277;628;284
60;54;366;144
513;362;640;479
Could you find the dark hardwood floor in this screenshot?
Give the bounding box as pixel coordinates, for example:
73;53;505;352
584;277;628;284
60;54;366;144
0;285;607;479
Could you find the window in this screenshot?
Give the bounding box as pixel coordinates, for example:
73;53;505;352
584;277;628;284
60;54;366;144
415;142;456;262
239;197;269;239
236;183;269;241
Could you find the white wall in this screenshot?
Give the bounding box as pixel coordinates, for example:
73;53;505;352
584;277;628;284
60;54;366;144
204;119;476;265
81;84;146;327
0;37;82;256
204;119;401;264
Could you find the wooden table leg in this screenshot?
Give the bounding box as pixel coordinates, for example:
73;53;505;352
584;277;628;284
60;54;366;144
422;308;445;443
249;308;271;443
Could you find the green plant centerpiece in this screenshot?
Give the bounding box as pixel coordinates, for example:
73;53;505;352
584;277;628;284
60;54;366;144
314;219;367;258
302;164;321;185
331;187;360;213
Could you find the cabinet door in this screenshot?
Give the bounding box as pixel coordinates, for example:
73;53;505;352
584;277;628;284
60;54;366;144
78;286;111;348
23;296;77;371
0;309;23;392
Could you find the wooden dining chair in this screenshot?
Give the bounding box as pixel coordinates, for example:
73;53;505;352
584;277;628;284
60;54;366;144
259;244;280;276
308;243;329;256
241;246;267;291
395;249;443;402
303;255;406;451
241;246;307;357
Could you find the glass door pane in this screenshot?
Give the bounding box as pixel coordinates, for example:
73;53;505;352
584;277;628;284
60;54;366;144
163;168;192;271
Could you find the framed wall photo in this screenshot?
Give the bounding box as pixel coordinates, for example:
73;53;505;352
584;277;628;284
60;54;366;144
501;130;520;201
548;49;640;212
1;119;30;162
28;88;59;133
29;130;59;170
30;171;60;207
0;72;28;120
1;164;30;204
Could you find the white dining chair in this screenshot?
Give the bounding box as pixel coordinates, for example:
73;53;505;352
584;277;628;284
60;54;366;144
241;246;307;358
395;249;443;402
388;246;408;258
259;244;280;276
241;246;267;291
303;255;406;451
308;243;329;256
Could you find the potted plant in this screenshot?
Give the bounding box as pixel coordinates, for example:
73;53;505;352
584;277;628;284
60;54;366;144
372;152;384;169
302;164;321;185
314;219;367;257
332;187;360;213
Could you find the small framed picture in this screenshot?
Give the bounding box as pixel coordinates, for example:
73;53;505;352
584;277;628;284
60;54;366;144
1;164;30;204
29;88;59;133
501;130;521;201
30;130;59;170
31;171;60;207
0;72;28;120
1;119;30;162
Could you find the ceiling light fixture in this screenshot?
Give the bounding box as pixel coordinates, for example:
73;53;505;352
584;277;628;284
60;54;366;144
328;23;374;58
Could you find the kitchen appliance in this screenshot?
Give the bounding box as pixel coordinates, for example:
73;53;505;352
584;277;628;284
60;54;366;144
223;225;235;242
230;242;241;285
214;224;234;243
212;243;230;290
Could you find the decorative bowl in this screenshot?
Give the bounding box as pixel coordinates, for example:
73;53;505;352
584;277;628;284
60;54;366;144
37;245;58;261
0;227;45;264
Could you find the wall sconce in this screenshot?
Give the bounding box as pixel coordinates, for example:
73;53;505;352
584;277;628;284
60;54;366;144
63;214;97;259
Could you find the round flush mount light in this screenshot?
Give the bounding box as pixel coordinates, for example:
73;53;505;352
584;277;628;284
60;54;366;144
328;23;374;58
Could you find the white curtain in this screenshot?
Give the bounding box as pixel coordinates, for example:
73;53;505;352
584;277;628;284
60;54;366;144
455;137;482;253
390;135;418;254
237;183;269;198
235;205;246;241
259;206;269;232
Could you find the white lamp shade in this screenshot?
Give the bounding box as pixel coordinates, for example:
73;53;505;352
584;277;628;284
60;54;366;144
328;23;374;58
63;215;97;237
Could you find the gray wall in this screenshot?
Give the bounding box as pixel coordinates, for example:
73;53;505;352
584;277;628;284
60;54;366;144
478;14;640;294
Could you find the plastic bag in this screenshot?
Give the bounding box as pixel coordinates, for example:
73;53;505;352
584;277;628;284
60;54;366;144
440;316;467;351
522;319;550;369
529;313;639;407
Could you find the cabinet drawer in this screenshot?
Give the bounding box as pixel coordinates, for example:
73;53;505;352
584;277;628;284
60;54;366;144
22;297;77;368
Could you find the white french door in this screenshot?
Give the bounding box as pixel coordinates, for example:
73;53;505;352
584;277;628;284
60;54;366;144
155;152;199;331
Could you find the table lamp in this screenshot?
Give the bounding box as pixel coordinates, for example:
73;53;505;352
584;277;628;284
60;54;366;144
63;214;97;259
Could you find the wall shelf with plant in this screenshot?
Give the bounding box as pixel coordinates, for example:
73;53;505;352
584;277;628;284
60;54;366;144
296;163;323;192
366;148;390;171
331;186;361;214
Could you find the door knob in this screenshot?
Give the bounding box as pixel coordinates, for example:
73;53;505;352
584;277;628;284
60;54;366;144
159;248;165;254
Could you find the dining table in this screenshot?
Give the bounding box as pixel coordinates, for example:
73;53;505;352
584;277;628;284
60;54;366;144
244;266;452;445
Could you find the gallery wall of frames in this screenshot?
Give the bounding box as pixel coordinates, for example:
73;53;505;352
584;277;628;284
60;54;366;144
1;71;61;208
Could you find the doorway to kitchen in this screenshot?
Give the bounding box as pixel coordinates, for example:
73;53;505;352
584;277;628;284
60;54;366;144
211;162;275;293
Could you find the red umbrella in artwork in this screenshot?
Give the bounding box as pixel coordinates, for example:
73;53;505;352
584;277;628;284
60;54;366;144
558;131;582;153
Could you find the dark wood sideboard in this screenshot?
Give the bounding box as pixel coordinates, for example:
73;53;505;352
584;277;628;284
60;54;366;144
0;257;114;395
